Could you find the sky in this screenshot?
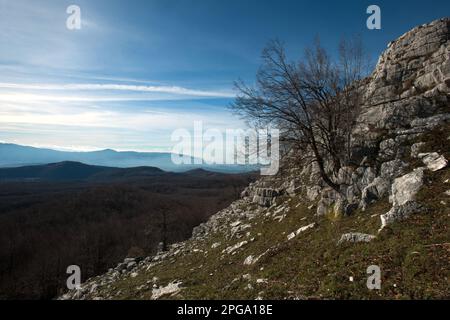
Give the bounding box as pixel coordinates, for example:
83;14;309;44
0;0;448;154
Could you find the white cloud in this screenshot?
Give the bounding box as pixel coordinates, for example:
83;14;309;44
0;82;235;98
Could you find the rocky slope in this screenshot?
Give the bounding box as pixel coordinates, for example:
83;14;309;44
60;18;450;300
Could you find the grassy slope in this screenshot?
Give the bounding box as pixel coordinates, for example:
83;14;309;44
92;167;449;300
84;124;450;300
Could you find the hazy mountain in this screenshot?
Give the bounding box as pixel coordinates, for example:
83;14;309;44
0;143;255;173
0;161;167;182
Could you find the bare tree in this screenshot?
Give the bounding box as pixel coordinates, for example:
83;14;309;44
231;38;369;192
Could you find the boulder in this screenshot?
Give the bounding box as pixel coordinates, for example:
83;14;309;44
390;168;425;207
379;168;426;230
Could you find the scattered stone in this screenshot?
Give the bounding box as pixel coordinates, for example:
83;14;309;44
242;274;251;281
287;223;316;241
211;242;221;249
273;215;286;222
151;281;183;300
418;153;448;172
230;221;242;228
287;232;296;241
222;241;248;254
338;233;376;245
90;284;98;293
256;279;268;284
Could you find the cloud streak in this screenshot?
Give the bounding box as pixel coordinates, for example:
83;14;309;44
0;82;235;98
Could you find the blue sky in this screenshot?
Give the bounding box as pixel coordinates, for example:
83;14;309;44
0;0;448;153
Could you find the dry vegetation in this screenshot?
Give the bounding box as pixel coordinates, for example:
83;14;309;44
0;171;256;299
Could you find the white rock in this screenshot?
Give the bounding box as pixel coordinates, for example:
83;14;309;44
274;206;285;215
287;232;296;241
230;221;242;228
273;215;286;222
151;281;183;300
338;233;376;245
391;168;425;207
419;153;448;171
242;274;252;280
222;241;248;254
90;284;98;293
287;223;316;240
256;279;268;284
243;249;269;266
243;255;255;265
379;168;427;230
211;242;221;249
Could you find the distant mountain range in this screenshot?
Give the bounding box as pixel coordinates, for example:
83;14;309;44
0;143;256;173
0;160;242;182
0;161;168;182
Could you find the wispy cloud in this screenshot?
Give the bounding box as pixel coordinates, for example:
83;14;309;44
0;82;235;98
0;1;243;153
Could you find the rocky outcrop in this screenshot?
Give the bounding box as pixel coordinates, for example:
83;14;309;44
241;180;284;207
317;18;450;216
380;168;426;230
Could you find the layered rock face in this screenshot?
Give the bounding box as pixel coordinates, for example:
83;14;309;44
319;19;448;217
354;18;449;158
245;18;449;223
